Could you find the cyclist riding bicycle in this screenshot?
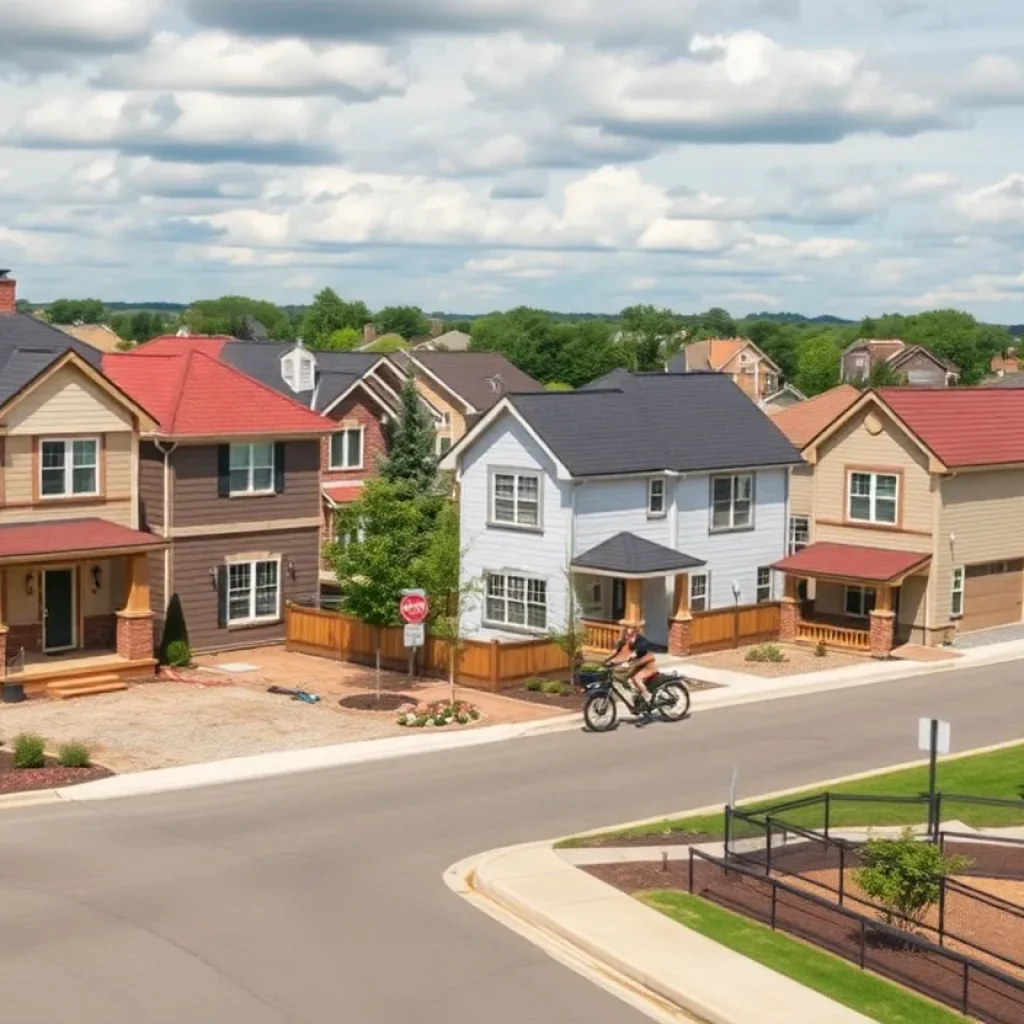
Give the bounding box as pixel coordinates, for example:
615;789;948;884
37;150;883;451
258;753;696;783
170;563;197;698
606;625;657;712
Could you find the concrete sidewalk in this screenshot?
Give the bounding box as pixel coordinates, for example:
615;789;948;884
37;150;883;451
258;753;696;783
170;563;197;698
466;841;873;1024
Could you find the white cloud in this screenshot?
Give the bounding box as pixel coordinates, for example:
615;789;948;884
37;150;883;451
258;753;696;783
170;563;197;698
952;174;1024;230
0;0;162;55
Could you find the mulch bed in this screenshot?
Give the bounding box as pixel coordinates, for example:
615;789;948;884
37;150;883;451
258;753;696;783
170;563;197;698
0;749;113;795
338;693;411;712
586;859;1024;1023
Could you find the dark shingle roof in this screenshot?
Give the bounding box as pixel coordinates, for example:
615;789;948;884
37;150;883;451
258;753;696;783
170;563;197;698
402;351;544;411
508;372;803;476
987;371;1024;389
572;533;705;576
0;313;104;404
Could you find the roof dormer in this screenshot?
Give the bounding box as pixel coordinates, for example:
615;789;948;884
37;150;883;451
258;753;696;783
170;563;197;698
281;338;317;393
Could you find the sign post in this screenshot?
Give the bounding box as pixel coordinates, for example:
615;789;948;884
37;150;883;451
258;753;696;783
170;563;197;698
918;717;951;837
400;590;429;678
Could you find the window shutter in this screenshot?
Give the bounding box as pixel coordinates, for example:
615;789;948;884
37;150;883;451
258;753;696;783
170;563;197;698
216;565;228;628
274;442;286;493
217;445;230;498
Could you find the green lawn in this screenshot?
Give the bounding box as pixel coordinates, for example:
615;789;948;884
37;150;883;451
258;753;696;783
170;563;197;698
558;742;1024;847
641;891;965;1024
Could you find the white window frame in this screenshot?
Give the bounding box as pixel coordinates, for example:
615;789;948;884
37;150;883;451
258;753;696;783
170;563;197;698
39;437;100;499
226;557;282;626
297;355;314;391
843;585;876;619
756;567;772;604
847;471;899;525
689;571;710;612
710;473;754;532
489;469;542;530
229;442;276;496
330;427;364;471
484;571;548;632
950;566;965;618
647;477;667;518
788;515;810;554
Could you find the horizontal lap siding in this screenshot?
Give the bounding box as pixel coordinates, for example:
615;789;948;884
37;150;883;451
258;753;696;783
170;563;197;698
789;464;813;518
171;527;320;653
575;478;672;552
138;442;165;533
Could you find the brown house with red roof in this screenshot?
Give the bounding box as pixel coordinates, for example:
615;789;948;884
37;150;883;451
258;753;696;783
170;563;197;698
104;348;331;653
771;386;1024;656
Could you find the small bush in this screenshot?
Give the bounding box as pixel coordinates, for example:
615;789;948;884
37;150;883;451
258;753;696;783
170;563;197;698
745;643;786;664
57;742;92;768
542;680;572;696
165;640;191;668
525;678;544;692
815;640;828;658
13;733;46;769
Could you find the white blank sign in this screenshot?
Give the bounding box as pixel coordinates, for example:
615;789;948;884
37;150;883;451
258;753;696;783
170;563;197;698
918;718;951;755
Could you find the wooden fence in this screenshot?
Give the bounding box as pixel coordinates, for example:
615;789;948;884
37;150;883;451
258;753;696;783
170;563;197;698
285;603;570;692
690;603;780;653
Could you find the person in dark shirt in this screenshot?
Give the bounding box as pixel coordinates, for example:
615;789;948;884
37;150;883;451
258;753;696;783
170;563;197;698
607;625;657;708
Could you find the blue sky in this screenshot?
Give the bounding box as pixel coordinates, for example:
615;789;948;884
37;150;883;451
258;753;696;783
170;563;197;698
0;0;1022;319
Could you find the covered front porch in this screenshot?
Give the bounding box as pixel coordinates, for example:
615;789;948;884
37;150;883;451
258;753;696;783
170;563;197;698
772;542;931;659
0;519;167;698
570;532;706;657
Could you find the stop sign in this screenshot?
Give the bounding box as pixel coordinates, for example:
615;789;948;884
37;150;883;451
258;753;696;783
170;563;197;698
399;591;428;624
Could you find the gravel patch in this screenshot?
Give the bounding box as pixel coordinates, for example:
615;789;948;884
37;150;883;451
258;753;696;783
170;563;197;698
692;643;869;678
0;683;404;773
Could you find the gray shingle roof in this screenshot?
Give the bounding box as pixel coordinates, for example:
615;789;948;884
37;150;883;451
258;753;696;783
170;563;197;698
508;371;803;476
0;313;104;404
402;351;544;411
987;371;1024;389
572;532;705;576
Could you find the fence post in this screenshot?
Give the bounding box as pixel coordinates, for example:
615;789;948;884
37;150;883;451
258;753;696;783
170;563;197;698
938;879;946;947
724;807;732;876
770;883;778;930
488;639;500;691
765;816;772;878
962;965;970;1017
933;793;943;841
859;919;867;969
688;848;695;894
839;844;845;907
824;793;832;839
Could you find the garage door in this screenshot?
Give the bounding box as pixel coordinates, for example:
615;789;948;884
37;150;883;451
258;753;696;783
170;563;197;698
962;560;1024;632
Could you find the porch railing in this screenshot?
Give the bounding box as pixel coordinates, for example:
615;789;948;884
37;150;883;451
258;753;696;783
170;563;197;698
582;619;620;654
796;620;870;651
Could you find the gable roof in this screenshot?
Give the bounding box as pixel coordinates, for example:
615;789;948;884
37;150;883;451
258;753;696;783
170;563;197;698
0;311;105;403
669;337;779;374
102;349;330;438
843;338;905;360
448;372;802;478
760;383;807;410
770;385;859;449
52;322;124;352
888;344;959;374
415;329;471;351
987;370;1024;389
398;351;544;412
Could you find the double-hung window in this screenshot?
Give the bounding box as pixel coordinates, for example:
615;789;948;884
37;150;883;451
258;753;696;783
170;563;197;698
844;586;876;618
330;428;364;470
40;438;99;498
229;443;275;495
647;477;666;518
711;473;753;531
689;572;710;612
950;567;965;618
756;567;772;603
485;572;547;630
788;515;809;554
848;471;898;525
491;471;540;528
227;559;281;624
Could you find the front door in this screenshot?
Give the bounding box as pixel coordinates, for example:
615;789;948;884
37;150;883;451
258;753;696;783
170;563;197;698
43;568;75;652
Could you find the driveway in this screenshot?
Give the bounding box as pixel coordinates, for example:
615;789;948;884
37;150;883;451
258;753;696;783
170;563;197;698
0;658;1021;1023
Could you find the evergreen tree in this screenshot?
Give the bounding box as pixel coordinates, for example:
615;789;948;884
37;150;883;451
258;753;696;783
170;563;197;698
380;378;438;493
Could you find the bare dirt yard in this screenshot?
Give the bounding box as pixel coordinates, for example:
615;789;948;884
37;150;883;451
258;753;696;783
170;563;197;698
692;643;869;678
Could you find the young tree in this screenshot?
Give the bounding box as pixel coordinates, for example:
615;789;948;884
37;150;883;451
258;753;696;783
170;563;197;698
381;378;438;493
415;501;480;703
620;305;683;371
375;305;430;339
325;326;361;350
795;334;842;396
548;573;588;683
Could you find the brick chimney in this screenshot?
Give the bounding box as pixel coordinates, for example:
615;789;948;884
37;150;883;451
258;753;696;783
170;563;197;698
363;322;377;345
0;270;15;315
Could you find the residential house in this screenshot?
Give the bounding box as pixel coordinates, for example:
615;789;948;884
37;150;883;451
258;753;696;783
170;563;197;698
840;339;960;387
0;271;166;695
103;347;331;653
989;349;1019;379
668;338;783;403
439;372;802;655
760;383;807;414
770;387;1024;657
52;322;124;352
986;371;1024;389
413;329;472;352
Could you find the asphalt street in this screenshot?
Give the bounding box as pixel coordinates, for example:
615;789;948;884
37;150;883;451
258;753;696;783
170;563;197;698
1;661;1022;1023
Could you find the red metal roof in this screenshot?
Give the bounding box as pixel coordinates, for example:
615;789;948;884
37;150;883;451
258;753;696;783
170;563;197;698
877;387;1024;468
322;482;363;505
772;542;930;582
0;518;165;560
132;335;233;356
103;349;330;438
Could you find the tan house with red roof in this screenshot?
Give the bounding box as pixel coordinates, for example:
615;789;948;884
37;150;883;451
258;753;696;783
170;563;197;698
771;387;1024;657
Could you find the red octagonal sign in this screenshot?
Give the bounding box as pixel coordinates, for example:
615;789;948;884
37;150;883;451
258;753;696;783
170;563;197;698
399;592;428;625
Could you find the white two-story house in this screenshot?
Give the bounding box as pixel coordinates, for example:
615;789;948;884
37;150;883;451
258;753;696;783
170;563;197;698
439;371;803;656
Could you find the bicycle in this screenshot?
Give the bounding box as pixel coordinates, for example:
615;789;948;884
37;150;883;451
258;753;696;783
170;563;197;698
579;661;691;732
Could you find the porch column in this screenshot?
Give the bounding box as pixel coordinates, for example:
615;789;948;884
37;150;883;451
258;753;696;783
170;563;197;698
779;573;800;642
622;578;644;630
869;584;895;659
116;553;155;662
668;573;692;658
0;569;7;672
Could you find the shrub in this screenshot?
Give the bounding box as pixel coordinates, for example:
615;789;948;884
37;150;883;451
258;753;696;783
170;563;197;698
745;643;786;664
815;640;828;658
542;680;572;696
525;678;544;692
57;742;92;768
13;733;46;769
856;830;970;931
165;640;191;668
158;593;189;664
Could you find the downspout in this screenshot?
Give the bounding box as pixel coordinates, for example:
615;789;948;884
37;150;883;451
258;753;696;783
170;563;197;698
154;439;178;614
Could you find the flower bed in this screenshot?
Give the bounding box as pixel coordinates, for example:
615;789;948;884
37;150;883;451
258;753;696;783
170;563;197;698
396;700;481;728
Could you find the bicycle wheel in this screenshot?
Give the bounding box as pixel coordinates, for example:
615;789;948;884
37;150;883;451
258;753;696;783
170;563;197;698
583;691;618;732
654;681;691;722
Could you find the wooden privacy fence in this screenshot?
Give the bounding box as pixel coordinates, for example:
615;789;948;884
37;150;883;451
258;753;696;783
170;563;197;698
690;602;780;653
285;603;570;692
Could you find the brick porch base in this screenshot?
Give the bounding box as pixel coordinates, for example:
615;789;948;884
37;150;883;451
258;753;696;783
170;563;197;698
117;612;154;661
